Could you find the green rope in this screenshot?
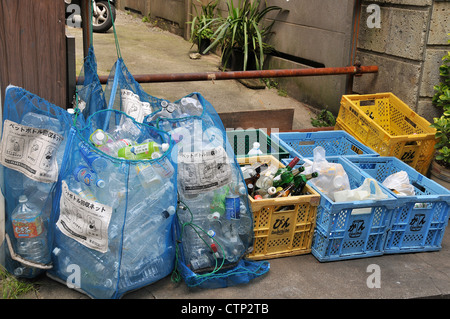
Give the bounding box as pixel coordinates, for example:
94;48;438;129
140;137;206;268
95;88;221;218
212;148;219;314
107;0;122;59
171;199;227;283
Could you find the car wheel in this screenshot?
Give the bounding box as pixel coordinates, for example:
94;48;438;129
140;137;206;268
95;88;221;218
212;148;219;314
92;1;116;33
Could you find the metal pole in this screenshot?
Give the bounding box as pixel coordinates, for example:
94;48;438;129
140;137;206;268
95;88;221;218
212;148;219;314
80;0;92;59
80;65;378;84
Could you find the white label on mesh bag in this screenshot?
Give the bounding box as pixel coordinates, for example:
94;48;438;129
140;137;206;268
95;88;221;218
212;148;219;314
121;89;153;123
178;146;232;194
57;181;113;253
0;120;63;183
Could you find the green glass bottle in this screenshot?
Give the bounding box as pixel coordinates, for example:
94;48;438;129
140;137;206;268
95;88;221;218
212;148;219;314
292;172;319;195
272;166;305;188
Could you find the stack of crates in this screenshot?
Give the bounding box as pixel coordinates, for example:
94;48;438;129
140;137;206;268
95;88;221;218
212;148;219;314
274;129;450;262
237;155;321;260
335;93;436;175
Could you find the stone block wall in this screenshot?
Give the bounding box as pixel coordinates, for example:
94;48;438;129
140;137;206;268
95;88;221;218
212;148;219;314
353;0;450;123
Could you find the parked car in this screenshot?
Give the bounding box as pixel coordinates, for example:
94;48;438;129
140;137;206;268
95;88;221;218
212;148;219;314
65;0;116;33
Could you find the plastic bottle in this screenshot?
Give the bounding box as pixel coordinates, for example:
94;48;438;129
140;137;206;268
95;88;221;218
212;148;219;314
100;138;135;157
11;195;50;276
135;162;163;191
247;142;263;156
180;97;203;116
79;142;108;172
117;141;170;160
89;129;113;147
255;163;278;190
21;112;62;134
74;165;106;188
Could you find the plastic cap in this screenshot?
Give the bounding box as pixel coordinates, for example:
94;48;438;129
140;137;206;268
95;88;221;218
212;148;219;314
97;179;106;188
207;229;216;238
167;206;176;215
161;210;170;219
151;152;161;159
161;100;168;108
161;143;170;152
19;195;28;203
67;108;75;114
95;131;105;141
252;142;260;149
267;186;276;195
53;247;61;256
211;212;221;220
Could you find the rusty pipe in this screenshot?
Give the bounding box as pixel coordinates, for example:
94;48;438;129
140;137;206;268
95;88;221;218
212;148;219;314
77;65;378;84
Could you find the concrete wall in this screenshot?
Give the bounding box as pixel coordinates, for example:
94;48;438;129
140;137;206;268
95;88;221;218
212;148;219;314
353;0;450;123
263;0;357;114
116;0;187;37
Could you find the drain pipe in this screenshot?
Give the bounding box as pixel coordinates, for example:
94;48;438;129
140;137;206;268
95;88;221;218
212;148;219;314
81;64;378;84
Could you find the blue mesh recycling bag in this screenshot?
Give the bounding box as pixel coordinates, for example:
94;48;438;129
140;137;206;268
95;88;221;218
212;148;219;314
73;3;107;122
0;85;75;279
47;108;178;299
75;45;107;122
103;58;164;123
146;92;270;289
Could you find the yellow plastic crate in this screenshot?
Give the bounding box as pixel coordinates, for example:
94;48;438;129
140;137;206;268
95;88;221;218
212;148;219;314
336;93;437;175
238;155;320;260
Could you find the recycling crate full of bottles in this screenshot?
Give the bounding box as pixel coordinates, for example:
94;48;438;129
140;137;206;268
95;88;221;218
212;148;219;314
237;155;321;260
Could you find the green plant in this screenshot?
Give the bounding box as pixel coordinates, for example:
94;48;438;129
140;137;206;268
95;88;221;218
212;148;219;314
432;50;450;111
311;109;336;128
0;266;36;299
204;0;281;71
431;35;450;167
188;0;220;52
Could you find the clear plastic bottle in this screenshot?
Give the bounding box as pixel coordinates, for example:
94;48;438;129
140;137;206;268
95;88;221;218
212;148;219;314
73;165;106;188
247;142;263;156
79;142;108;172
135;162;163;191
21;112;62;134
100;138;135;157
11;195;50;276
180;97;203;116
117;141;169;160
89;129;113;147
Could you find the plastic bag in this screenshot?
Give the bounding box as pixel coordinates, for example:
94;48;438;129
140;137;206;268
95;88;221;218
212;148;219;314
48;109;178;299
0;85;74;278
308;146;351;201
334;178;389;214
146;92;269;289
75;45;107;122
381;171;415;196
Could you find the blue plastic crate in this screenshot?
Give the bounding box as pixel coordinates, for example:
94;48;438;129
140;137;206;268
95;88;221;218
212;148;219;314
288;156;397;262
271;131;378;160
345;156;450;254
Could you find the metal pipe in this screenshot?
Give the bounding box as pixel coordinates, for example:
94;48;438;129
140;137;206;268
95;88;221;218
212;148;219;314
82;65;378;84
80;0;92;59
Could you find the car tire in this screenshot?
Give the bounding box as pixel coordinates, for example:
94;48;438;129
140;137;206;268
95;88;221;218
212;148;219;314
92;1;116;33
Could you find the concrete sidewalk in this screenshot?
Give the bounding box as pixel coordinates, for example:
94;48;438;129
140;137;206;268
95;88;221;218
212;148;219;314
15;10;450;301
